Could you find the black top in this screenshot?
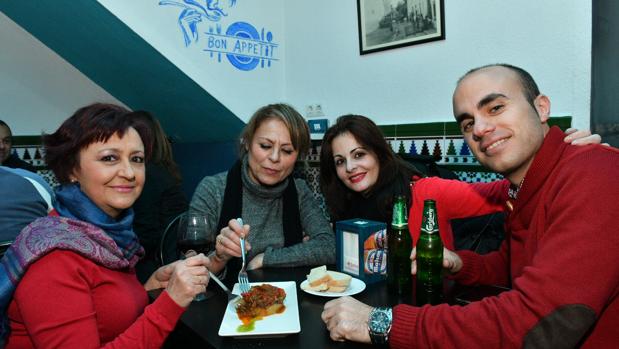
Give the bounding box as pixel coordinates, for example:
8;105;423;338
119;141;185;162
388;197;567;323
2;153;36;173
133;163;188;255
216;159;303;287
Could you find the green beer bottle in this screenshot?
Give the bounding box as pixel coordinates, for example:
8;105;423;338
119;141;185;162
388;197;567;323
416;199;444;305
387;195;413;304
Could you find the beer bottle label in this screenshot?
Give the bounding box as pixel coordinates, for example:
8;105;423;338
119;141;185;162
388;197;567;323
391;196;407;228
422;207;439;234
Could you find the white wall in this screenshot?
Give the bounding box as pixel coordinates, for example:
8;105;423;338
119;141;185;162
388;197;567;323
284;0;592;130
0;12;123;136
1;0;593;136
98;0;286;123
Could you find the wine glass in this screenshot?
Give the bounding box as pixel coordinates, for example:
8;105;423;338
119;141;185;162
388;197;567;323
176;213;214;301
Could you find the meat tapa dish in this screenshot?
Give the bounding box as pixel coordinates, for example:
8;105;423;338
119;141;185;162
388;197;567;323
236;284;286;325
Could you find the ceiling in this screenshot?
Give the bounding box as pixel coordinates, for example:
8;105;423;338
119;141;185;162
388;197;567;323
0;0;244;143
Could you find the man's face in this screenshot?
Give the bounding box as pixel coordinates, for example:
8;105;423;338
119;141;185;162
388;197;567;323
452;66;550;184
0;125;12;164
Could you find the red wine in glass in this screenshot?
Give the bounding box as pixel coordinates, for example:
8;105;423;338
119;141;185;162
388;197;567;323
177;239;214;256
176;214;213;301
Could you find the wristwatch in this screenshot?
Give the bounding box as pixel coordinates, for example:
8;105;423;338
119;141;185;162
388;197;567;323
368;307;392;346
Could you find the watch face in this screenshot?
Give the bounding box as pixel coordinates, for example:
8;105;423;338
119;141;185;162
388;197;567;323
370;311;390;333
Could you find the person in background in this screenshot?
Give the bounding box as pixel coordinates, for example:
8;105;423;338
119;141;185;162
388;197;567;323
189;103;335;286
1;103;210;348
0;166;55;243
130;111;188;283
321;64;619;348
319;114;601;250
0;120;36;172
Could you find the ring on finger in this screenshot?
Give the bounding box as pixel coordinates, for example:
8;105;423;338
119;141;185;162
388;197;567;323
217;235;224;245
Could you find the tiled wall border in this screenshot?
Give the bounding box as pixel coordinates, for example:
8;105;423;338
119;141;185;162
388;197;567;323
10;116;571;190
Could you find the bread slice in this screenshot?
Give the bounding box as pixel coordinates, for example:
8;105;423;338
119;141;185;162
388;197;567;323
303;266;352;293
301;282;330;292
307;265;332;287
326;285;348;293
326;271;352;289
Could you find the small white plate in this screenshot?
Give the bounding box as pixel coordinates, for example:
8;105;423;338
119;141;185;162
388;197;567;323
218;281;300;337
300;277;366;297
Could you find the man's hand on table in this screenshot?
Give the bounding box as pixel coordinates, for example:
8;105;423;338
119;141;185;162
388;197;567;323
321;296;373;343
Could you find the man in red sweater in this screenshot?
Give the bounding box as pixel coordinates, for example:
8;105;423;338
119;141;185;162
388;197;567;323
321;64;619;348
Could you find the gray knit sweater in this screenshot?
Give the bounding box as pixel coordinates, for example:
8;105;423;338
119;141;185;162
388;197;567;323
188;158;335;267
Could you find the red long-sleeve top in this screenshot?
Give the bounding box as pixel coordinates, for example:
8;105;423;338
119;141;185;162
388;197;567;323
408;176;509;250
6;250;185;348
390;127;619;348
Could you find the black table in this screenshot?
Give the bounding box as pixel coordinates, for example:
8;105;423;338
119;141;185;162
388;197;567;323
165;266;501;349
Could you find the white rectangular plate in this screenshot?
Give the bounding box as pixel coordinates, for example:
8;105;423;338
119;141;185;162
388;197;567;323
218;281;300;337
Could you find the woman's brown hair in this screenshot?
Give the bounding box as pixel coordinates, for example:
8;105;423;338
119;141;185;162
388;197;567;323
43;103;152;184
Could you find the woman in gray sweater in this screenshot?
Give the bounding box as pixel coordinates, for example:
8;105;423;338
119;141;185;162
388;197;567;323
189;104;334;284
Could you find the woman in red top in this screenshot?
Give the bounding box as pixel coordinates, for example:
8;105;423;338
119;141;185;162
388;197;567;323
0;103;211;348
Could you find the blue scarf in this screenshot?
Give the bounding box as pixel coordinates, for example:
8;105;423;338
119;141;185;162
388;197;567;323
54;183;144;261
0;183;144;345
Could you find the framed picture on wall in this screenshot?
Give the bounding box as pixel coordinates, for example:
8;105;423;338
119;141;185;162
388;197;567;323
357;0;445;55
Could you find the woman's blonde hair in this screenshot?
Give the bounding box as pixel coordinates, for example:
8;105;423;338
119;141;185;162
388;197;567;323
239;103;310;160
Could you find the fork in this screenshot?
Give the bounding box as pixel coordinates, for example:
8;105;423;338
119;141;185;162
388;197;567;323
236;218;251;294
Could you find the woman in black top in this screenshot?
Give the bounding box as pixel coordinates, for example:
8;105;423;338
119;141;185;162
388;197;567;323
131;111;188;282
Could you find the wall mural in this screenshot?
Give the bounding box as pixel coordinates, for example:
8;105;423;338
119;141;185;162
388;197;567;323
159;0;279;71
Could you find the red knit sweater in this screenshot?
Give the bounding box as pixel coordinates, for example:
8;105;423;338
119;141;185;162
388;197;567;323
408;177;509;250
390;127;619;348
6;250;185;348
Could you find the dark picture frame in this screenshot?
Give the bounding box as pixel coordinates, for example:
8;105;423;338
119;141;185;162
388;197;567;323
357;0;445;55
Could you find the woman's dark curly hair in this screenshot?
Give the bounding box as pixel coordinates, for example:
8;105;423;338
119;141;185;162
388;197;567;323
43;103;153;184
320;114;422;221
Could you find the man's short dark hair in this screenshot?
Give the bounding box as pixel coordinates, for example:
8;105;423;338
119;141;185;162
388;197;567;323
458;63;541;108
0;120;11;136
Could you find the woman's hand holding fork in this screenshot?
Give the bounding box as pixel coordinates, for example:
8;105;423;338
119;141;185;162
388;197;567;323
208;219;252;274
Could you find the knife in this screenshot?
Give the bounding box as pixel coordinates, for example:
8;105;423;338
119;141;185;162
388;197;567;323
209;271;240;302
